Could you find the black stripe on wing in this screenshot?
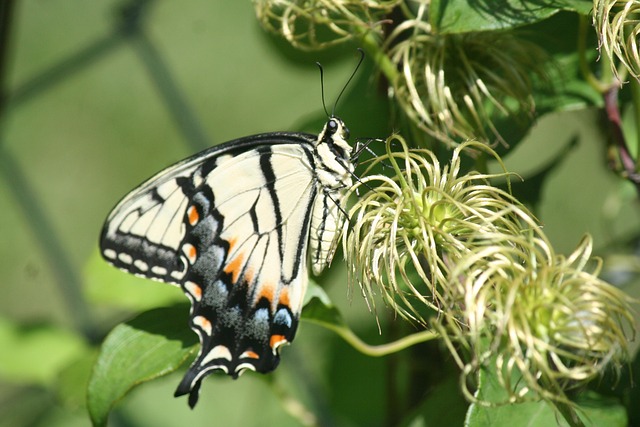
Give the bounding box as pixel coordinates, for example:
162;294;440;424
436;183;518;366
100;132;316;282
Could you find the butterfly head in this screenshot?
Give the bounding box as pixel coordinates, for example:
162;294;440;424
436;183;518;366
319;116;352;160
325;116;350;140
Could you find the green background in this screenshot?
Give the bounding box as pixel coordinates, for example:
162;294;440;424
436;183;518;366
1;1;639;426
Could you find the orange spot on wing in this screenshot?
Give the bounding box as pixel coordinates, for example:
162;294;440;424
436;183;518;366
242;350;260;359
227;237;237;253
258;285;275;303
193;316;212;335
278;287;290;307
193;286;202;299
224;252;244;283
186;282;202;300
184;281;202;301
182;243;198;264
243;267;255;285
187;205;199;226
200;317;211;330
270;334;287;349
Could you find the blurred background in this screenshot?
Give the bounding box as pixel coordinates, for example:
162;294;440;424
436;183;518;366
1;1;639;426
0;1;393;426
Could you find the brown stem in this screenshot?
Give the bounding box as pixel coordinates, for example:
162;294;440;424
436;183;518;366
603;86;640;195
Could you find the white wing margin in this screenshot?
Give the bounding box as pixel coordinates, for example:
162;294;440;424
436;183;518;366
100;158;202;283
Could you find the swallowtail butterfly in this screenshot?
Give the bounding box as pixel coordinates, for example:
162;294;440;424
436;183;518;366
100;112;354;407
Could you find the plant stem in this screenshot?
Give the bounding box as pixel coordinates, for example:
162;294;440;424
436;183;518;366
305;316;438;356
359;30;398;85
603;85;640;195
577;15;609;94
631;77;640;167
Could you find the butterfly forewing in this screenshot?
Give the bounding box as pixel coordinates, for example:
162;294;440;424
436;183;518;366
101;133;316;282
100;120;353;408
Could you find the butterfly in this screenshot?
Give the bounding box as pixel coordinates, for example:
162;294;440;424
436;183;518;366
99;112;355;407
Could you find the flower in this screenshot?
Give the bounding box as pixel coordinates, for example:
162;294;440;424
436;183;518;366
344;135;634;405
384;3;547;145
593;0;640;82
446;236;634;404
343;135;537;323
254;0;399;51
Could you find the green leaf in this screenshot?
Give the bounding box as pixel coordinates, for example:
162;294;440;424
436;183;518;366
530;12;603;113
0;317;87;386
465;365;564;426
87;305;197;427
465;365;627;427
301;280;348;329
84;249;185;311
497;135;579;210
588;347;640;425
556;0;593;15
572;392;630;427
467;399;560;427
430;0;592;34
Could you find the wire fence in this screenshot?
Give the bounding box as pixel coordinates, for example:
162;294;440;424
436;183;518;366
0;0;210;340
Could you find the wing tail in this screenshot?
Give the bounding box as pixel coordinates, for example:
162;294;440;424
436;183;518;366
173;297;298;407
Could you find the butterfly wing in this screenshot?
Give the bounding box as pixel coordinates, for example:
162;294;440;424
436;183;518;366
100;133;319;407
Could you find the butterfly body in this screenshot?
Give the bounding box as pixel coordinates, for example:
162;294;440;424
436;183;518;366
100;117;353;407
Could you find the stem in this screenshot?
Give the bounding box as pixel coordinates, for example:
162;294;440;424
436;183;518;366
554;401;585;427
304;317;438;357
582;11;640;192
577;15;610;94
359;30;398;85
603;85;640;195
631;78;640;167
386;136;411;191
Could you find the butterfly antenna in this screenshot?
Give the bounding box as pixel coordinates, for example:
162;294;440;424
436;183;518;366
316;62;330;117
332;48;365;116
325;190;349;218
